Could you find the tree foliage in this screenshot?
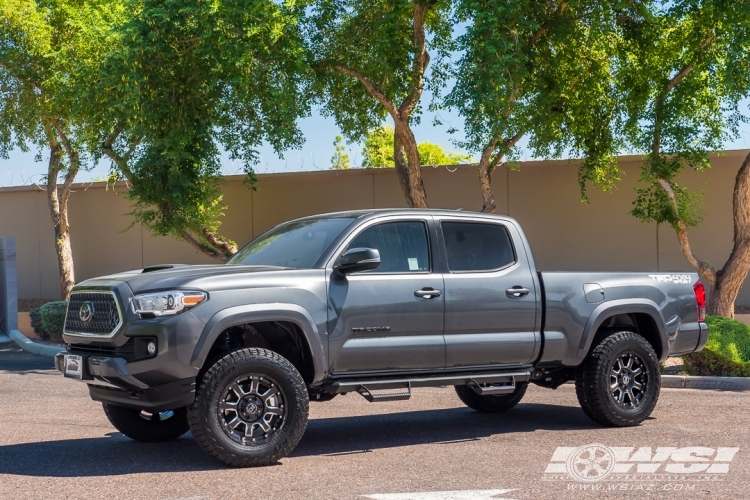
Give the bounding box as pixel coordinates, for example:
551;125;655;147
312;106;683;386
361;125;472;167
87;0;311;259
0;0;123;298
304;0;454;207
447;0;622;212
599;0;750;318
330;134;351;169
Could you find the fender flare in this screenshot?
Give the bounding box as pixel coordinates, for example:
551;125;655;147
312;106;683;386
577;299;669;362
191;303;327;383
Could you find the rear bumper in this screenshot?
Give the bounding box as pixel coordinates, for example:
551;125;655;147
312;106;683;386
695;321;709;352
55;352;196;412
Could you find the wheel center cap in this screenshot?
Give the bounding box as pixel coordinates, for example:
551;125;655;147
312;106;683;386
239;396;263;421
621;373;630;385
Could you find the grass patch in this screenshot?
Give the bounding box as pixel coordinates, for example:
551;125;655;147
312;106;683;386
684;316;750;377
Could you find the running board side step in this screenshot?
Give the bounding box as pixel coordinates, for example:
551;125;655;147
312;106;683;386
325;371;530;402
468;377;516;395
358;383;412;402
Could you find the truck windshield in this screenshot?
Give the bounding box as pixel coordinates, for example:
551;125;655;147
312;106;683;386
227;217;356;268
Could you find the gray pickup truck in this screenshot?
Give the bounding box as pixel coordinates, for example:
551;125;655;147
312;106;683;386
55;209;707;467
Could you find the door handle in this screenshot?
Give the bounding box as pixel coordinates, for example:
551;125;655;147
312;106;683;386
506;286;530;297
415;288;442;299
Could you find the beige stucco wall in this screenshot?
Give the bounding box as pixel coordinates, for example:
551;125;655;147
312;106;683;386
1;150;747;303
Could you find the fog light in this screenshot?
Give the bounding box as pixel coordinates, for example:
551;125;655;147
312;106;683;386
147;341;156;355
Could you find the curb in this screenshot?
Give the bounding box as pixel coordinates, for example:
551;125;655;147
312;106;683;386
661;374;750;391
8;329;65;357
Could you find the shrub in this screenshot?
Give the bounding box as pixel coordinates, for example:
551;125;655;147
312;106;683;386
28;307;47;340
39;301;68;342
684;316;750;377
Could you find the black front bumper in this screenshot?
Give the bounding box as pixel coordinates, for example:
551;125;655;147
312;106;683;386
54;352;196;412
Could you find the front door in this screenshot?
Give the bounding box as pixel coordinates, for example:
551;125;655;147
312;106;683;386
327;218;445;374
439;218;539;368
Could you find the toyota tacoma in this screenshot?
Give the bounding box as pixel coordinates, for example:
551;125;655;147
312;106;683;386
55;209;708;466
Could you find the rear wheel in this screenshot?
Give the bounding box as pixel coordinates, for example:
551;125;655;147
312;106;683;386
454;383;528;413
575;331;661;427
103;404;189;442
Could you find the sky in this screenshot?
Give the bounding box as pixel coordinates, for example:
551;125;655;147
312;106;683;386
2;97;750;188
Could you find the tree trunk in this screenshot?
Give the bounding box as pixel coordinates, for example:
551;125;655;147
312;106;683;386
702;150;750;318
393;118;427;208
478;144;497;213
45;136;76;300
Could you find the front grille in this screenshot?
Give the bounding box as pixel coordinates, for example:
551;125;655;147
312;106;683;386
65;292;122;336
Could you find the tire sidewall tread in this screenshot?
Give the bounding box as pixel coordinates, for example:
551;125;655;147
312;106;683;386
189;348;309;467
575;331;661;427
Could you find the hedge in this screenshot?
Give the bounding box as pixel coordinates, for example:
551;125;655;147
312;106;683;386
684;316;750;377
28;301;68;342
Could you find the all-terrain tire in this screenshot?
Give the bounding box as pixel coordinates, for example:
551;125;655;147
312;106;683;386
103;404;190;442
189;348;309;467
454;383;528;413
575;331;661;427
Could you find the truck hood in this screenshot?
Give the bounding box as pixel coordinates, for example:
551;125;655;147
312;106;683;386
75;264;292;294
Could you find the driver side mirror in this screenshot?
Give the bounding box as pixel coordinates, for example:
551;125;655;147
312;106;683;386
334;247;381;275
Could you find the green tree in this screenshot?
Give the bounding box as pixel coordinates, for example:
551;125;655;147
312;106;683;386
361;125;472;167
89;0;310;261
305;0;454;207
447;0;621;213
0;0;123;299
331;135;351;169
584;1;750;317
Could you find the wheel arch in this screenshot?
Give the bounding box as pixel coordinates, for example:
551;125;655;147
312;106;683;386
577;299;669;362
191;303;327;384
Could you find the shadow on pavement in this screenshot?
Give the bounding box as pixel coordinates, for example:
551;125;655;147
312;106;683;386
0;402;595;477
0;344;55;372
0;433;220;477
293;402;596;457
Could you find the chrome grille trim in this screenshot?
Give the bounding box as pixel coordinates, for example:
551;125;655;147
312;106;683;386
64;290;123;338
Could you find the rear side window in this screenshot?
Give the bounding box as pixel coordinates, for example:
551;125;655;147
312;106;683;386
347;221;430;273
441;222;515;272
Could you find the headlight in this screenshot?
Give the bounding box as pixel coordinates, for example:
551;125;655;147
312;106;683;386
131;290;207;317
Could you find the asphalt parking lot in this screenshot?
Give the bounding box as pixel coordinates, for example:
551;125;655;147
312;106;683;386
1;344;749;500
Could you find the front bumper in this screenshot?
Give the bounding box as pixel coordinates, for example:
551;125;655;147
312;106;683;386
54;352;196;412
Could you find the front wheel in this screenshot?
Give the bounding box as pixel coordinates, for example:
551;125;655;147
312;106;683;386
103;404;190;442
575;331;661;427
455;383;528;413
189;348;309;467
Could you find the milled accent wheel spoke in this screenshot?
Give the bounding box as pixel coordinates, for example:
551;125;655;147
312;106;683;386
257;419;272;433
247;378;260;395
229;382;248;398
264;405;283;417
226;416;243;430
624;356;634;370
219;400;238;413
260;386;279;403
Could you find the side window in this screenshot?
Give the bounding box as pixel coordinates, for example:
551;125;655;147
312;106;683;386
441;222;515;272
347;221;430;273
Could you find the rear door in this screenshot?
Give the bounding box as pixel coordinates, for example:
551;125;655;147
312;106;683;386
326;217;445;374
438;217;539;368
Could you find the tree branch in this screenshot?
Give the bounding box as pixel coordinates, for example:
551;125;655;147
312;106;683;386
180;231;226;262
332;64;399;118
50;120;80;211
398;2;430;119
657;178;717;286
201;228;237;258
